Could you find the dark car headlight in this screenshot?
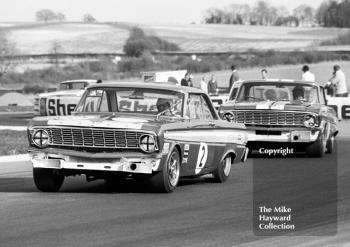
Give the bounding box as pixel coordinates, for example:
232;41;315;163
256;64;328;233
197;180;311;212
139;134;157;153
32;129;49;148
304;115;316;128
224;112;235;122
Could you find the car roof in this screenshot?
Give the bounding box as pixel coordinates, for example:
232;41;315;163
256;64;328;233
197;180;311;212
241;79;318;86
87;81;204;94
61;79;97;84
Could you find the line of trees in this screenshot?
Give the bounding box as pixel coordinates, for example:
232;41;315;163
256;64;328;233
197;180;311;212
203;0;350;28
203;1;314;27
316;0;350;27
36;9;66;22
35;10;98;23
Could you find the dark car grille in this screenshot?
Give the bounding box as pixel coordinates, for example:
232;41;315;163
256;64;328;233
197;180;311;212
40;127;152;150
230;110;308;127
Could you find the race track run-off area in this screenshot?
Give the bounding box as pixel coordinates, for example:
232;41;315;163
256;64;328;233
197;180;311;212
0;122;350;247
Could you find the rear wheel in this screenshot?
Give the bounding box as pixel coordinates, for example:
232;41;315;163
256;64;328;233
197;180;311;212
33;168;64;192
150;149;180;193
212;156;232;183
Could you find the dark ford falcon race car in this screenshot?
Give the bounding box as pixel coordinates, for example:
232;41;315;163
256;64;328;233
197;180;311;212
28;82;248;193
219;80;338;157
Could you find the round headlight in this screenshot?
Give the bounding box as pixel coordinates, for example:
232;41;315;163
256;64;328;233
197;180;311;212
32;129;49;148
224;112;235;122
304;115;316;128
139;135;156;153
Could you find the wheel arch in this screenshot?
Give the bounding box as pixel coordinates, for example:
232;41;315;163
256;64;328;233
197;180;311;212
173;143;182;164
220;149;237;165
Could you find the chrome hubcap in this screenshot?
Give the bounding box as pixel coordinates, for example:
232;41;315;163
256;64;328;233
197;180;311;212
168;155;179;187
223;156;231;176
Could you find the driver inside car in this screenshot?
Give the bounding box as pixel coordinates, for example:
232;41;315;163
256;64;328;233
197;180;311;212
156;98;172;115
292;86;305;100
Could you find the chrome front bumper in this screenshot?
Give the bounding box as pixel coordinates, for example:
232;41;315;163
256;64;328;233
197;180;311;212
30;152;161;174
246;129;320;143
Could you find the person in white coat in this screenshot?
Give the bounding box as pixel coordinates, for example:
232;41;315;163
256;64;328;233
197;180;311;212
330;65;348;97
200;76;208;93
301;65;315;82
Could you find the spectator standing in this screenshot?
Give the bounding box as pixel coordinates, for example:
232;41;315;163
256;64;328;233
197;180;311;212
200;76;208;93
229;65;240;89
181;73;193;87
207;74;218;95
301;65;315;82
261;68;268;80
329;65;348;97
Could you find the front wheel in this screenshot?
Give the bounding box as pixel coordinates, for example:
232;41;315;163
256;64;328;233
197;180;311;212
212;156;232;183
33;168;64;192
326;136;334;154
149;149;180;193
306;132;326;157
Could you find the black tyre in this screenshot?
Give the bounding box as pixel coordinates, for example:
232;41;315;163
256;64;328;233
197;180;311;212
306;132;326;157
212;155;232;183
33;168;64;192
326;135;335;154
150;149;180;193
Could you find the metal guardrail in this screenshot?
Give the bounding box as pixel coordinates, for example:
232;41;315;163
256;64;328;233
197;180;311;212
4;46;350;61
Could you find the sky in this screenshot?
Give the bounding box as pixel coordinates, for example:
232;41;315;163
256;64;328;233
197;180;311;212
0;0;326;24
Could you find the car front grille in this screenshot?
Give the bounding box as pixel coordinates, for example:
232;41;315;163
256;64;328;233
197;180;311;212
39;127;153;150
230;110;308;127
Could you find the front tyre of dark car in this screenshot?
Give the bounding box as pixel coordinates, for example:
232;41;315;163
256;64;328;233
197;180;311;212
325;135;335;154
33;168;64;192
150;149;180;193
306;131;326;157
212;155;232;183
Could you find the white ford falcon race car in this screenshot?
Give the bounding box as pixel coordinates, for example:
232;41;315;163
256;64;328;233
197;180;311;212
34;79;99;116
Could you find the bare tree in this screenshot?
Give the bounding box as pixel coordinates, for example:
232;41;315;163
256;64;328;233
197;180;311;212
36;9;57;22
224;4;251;24
83;13;97;23
50;41;63;68
0;30;17;77
293;4;315;27
276;5;290;18
56;12;66;22
252;1;271;25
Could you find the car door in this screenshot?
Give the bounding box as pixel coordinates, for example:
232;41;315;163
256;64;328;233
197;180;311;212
181;93;222;175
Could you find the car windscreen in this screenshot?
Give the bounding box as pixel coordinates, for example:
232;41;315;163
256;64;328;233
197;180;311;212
75;87;184;116
59;82;87;90
236;82;319;103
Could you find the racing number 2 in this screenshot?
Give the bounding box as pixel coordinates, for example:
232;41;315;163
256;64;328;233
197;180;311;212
195;143;208;174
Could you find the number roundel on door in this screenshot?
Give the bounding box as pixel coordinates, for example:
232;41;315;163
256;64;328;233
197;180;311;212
195;143;208;174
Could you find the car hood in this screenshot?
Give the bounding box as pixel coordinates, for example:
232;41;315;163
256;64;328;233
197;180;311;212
37;90;84;98
29;113;178;134
222;101;323;114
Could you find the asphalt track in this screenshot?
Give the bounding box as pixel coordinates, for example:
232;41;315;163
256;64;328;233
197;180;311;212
1;123;350;247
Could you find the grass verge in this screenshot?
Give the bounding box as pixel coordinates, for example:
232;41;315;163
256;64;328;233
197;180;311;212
0;130;28;156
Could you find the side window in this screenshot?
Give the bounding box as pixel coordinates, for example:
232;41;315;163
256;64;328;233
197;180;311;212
99;91;109;111
200;95;214;120
187;94;203;119
83;90;104;112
